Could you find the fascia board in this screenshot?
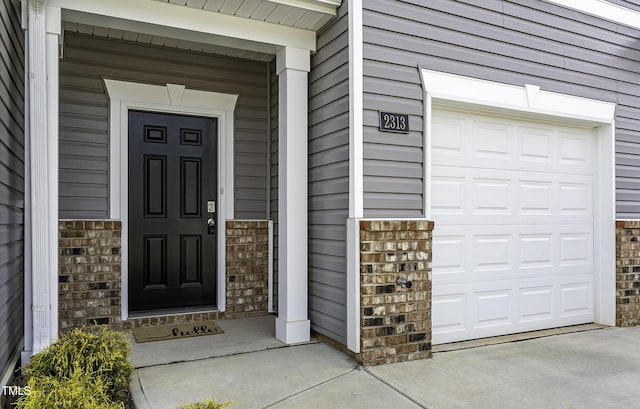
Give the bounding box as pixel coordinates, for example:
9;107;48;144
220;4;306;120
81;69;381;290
545;0;640;30
267;0;341;15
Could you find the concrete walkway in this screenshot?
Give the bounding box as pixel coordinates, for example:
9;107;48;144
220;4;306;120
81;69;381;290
130;320;640;409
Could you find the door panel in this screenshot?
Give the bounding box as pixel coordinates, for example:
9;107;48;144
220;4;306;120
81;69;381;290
181;158;201;217
144;155;166;217
129;111;218;311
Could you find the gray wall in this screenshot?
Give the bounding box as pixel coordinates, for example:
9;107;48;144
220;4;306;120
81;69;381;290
362;0;640;218
0;0;24;381
59;33;269;219
308;2;350;343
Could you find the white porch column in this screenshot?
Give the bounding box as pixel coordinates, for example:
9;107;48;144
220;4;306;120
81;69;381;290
25;0;60;354
275;47;311;344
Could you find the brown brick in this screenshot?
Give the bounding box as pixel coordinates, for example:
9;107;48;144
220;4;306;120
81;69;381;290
616;220;640;327
224;220;271;318
359;219;434;366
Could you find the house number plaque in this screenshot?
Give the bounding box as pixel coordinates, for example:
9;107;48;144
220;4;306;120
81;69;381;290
379;111;409;134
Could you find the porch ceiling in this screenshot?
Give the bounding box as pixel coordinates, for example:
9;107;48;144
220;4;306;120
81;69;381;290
55;0;340;62
151;0;339;31
62;21;275;62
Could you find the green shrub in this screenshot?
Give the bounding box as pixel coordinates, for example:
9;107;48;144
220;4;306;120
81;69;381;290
23;327;134;403
174;399;232;409
15;369;122;409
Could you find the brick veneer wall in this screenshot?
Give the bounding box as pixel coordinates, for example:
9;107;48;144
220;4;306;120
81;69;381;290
359;220;434;366
59;220;271;332
59;221;122;332
616;220;640;327
225;220;270;316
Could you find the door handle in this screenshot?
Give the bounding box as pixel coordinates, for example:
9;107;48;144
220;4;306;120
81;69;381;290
207;218;216;234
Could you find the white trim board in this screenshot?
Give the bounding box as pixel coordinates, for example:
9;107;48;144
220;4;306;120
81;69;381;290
348;0;363;219
545;0;640;30
346;217;360;353
419;68;617;328
104;79;238;319
346;0;363;352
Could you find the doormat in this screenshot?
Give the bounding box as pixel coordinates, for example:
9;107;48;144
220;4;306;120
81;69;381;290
133;320;224;343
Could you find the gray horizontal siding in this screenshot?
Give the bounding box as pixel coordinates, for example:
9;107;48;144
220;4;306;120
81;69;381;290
0;0;24;381
60;33;269;219
308;2;350;344
362;0;640;218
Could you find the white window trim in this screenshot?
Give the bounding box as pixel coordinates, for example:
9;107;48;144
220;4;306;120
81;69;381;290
419;68;617;327
104;79;238;319
545;0;640;30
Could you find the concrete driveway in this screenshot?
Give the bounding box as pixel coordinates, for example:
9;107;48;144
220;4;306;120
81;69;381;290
131;322;640;409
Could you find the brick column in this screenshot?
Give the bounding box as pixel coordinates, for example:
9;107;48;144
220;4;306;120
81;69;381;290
58;221;122;332
359;220;434;366
225;220;270;317
616;220;640;327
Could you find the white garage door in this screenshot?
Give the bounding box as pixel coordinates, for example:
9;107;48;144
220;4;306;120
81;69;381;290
431;107;595;345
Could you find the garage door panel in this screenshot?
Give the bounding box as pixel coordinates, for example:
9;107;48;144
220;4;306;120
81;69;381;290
473;120;511;159
473;178;511;214
518;125;553;163
432;275;593;344
435;226;592;282
473;289;513;329
559;182;592;215
518;181;553;215
432;234;467;274
432;291;467;335
519;285;555;323
432;107;595;344
559;232;592;267
432;112;594;175
432;157;593;175
433;168;593;220
431;114;467;157
558;130;593;168
519;234;553;268
431;176;465;214
560;281;593;317
434;214;592;226
473;234;512;272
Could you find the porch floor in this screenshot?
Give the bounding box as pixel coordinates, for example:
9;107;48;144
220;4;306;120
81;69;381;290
129;315;316;368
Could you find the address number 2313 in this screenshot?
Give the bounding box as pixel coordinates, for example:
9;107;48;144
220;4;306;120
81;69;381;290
379;111;409;134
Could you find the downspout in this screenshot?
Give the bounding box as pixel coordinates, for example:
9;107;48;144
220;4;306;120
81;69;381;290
26;0;51;356
24;0;60;356
20;0;33;366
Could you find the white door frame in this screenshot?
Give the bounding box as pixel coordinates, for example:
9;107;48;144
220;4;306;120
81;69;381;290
419;69;617;327
104;79;238;319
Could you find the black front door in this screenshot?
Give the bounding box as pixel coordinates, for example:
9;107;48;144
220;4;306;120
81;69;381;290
128;110;218;311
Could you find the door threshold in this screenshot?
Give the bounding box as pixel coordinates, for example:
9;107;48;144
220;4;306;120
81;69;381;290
432;323;608;353
128;305;219;320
